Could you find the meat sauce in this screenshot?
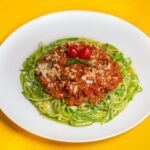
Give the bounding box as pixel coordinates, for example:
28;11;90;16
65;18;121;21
35;41;122;106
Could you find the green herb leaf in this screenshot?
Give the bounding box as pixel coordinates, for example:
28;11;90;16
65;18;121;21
64;58;92;67
78;59;92;66
64;58;79;66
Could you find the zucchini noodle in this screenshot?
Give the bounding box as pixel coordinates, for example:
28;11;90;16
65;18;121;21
20;37;141;126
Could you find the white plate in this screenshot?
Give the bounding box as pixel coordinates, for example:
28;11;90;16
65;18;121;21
0;11;150;143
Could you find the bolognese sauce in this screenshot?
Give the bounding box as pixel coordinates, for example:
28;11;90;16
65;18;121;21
35;41;122;106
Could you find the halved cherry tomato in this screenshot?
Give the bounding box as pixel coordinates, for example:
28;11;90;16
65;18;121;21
68;46;78;58
78;46;91;60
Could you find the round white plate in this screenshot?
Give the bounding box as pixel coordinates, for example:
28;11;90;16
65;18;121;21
0;11;150;143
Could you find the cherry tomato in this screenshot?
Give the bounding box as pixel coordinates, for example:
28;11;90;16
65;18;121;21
78;46;91;60
68;46;78;58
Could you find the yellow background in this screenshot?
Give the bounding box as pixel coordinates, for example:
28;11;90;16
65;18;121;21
0;0;150;149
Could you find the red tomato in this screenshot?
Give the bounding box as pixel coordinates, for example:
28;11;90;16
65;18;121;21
68;46;78;58
78;46;91;59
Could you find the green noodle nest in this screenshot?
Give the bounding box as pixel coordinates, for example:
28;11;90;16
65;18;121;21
20;37;141;126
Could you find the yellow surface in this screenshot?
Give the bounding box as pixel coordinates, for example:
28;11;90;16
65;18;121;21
0;0;150;149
